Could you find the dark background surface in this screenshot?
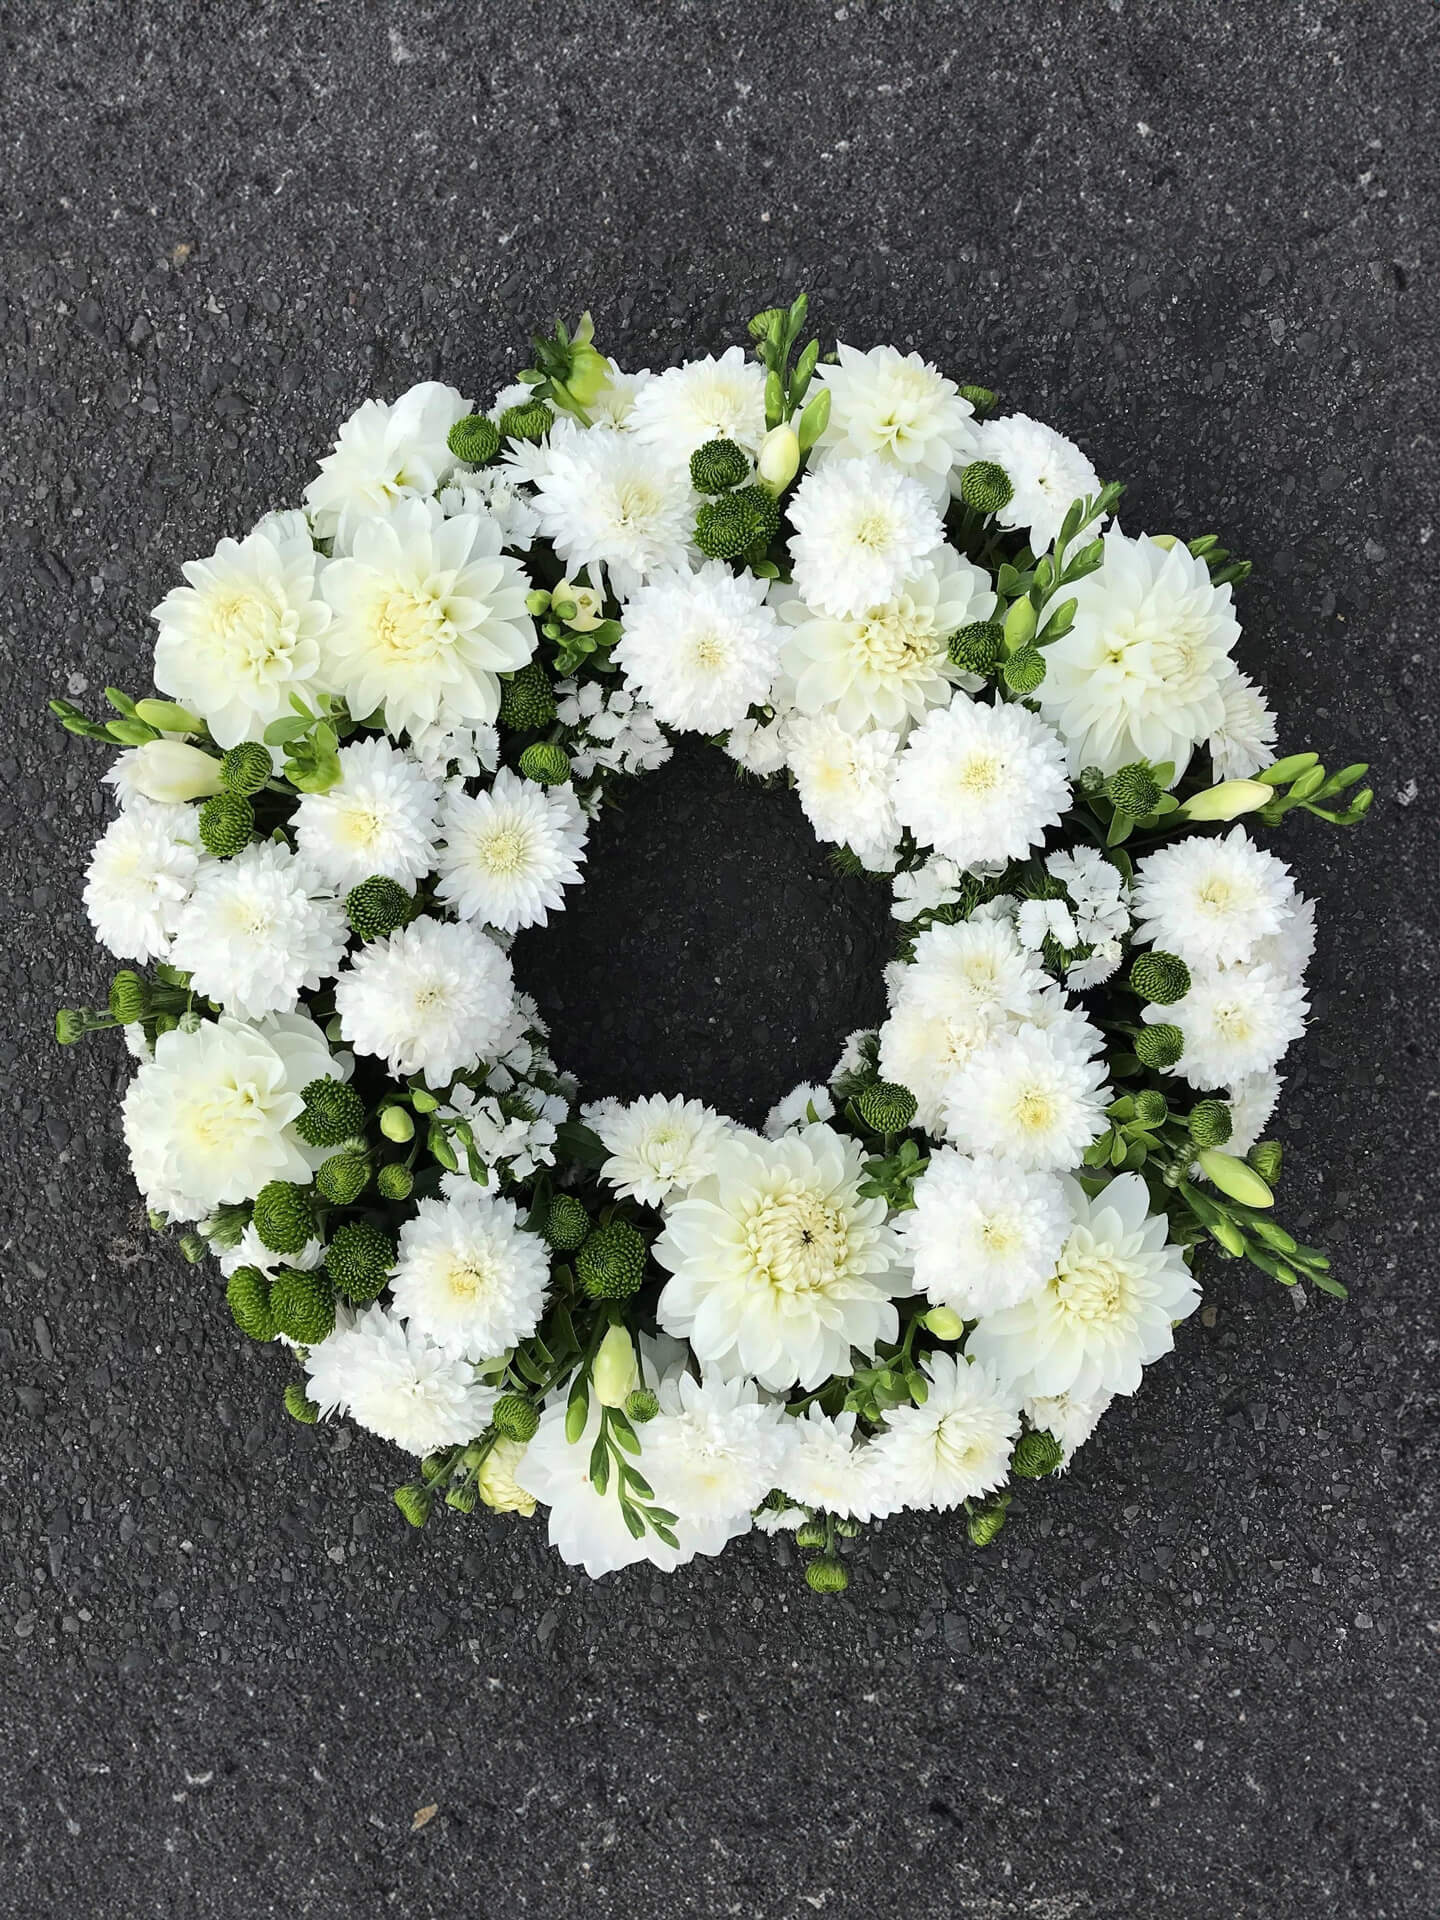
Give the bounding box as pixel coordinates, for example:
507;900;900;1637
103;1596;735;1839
3;4;1438;1915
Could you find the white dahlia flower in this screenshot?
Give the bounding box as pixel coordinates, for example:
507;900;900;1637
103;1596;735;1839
868;1353;1021;1511
786;456;945;618
122;1011;337;1220
967;414;1101;553
151;510;333;749
524;423;695;598
334;915;515;1086
514;1400;685;1579
892;696;1072;867
304;381;471;547
388;1192;549;1363
898;1149;1072;1317
83;800;203;962
773;544;995;733
1038;530;1240;779
943;1023;1110;1170
816;342;978;503
627;346;767;460
1132;827;1296;970
304;1303;496;1456
319;498;535;738
967;1174;1200;1400
616;562;782;732
587;1093;733;1207
1022;1390;1112;1470
1207;664;1278;780
292;736;442;892
783;713;901;870
654;1123;902;1392
777;1406;899;1522
1150;961;1308;1089
168;843;347;1020
434;769;588;933
642;1371;791;1557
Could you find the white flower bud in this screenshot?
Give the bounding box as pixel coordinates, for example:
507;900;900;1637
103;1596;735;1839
1180;779;1272;822
592;1323;639;1407
126;739;226;802
757;422;801;493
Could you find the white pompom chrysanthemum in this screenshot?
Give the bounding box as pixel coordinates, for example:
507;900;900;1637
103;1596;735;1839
902;917;1048;1027
786;455;945;618
388;1192;550;1362
783;714;901;870
304;1302;496;1456
1149;961;1308;1090
1132;827;1295;970
654;1123;902;1392
524;423;696;598
168;842;348;1020
434;769;588;933
967;1174;1199;1400
967;414;1101;554
1207;664;1278;780
892;696;1072;867
1223;1069;1283;1161
627;346;767;460
304;381;471;547
898;1149;1072;1317
943;1023;1110;1170
868;1352;1020;1511
83;800;203;962
587;1094;733;1207
334;914;515;1085
616;562;782;732
777;1406;899;1522
1022;1390;1112;1470
642;1371;790;1557
816;342;978;503
292;736;442;893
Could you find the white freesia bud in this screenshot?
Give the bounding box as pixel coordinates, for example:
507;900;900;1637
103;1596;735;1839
126;739;226;802
757;422;801;493
591;1323;639;1407
1179;778;1272;822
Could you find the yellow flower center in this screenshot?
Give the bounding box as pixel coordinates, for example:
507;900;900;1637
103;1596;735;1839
854;597;937;676
369;586;449;662
744;1187;849;1293
475;823;533;877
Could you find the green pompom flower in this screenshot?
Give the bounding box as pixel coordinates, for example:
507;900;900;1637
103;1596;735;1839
1002;648;1046;696
518;741;571;786
447;413;501;466
1135;1023;1184;1071
252;1180;316;1255
393;1486;431;1528
269;1266;336;1346
376;1162;415;1202
959;460;1013;515
108;970;148;1026
198;791;254;858
498;399;554;443
226;1266;275;1342
492;1394;540;1443
1132;1089;1169;1129
295;1077;367;1148
344;875;413;940
576;1219;648;1301
498;660;558;731
624;1387;660;1424
544;1193;591;1252
1188;1099;1233;1148
693;484;781;561
1012;1428;1064;1479
855;1081;918;1133
284;1382;320;1424
1129;951;1191;1005
1248;1140;1284;1185
326;1220;396;1304
805;1556;849;1594
316;1152;370;1206
1106;762;1163;818
689;438;750;494
959;383;997;415
947;621;1005;674
220;741;273;796
966;1502;1008;1548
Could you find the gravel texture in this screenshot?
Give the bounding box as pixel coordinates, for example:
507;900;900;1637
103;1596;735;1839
3;4;1438;1915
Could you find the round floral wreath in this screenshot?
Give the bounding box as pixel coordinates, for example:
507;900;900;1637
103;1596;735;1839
55;296;1372;1591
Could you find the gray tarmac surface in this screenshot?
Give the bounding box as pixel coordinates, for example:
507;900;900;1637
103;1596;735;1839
2;4;1438;1915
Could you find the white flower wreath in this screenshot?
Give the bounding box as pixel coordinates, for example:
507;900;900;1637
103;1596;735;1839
55;298;1371;1591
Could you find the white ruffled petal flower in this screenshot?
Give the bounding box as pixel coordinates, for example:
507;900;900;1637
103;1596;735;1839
942;1023;1110;1170
898;1149;1072;1317
1022;1389;1112;1470
83;800;204;962
1207;664;1278;780
786;455;945;618
514;1399;686;1579
304;1302;496;1456
333;915;515;1086
304;381;471;547
168;842;348;1020
816;342;978;503
1132;827;1296;970
777;1405;899;1522
523;422;696;598
1149;960;1308;1089
763;1083;835;1139
966;414;1101;553
388;1192;550;1362
586;1094;733;1207
434;769;588;933
782;714;901;869
892;696;1072;867
642;1371;791;1557
292;736;442;892
867;1352;1021;1511
1221;1069;1283;1159
627;346;767;460
616;562;782;732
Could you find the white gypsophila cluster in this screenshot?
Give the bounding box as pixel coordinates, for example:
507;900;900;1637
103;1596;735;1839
555;678;672;781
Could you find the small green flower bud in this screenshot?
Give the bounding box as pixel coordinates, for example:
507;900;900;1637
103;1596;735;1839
525;588;552;617
1106;762;1163;818
376;1162;414;1202
544;1192;591;1252
252;1180;316;1255
624;1388;660;1424
493;1393;540;1442
126;739;226;803
518;741;571;786
1012;1428;1064;1478
921;1305;965;1341
54;1009;87;1046
295;1077;367;1148
1248;1140;1284;1186
748;306;787;342
498;399;554;443
959;460;1014;515
177;1231;208;1264
1129;951;1191;1005
132;698;204;734
1195;1149;1274;1210
1002;647;1046;696
794;1519;828;1550
269;1266;336;1346
379;1105;415;1144
393;1485;431;1528
855;1081;918;1133
689;437;750;494
344;875;413;940
1180;778;1272;823
576;1220;649;1300
1133;1089;1170;1129
198;791;255;858
326;1220;397;1304
967;1502;1008;1548
220;741;274;796
283;1382;320;1424
447;413;501;466
592;1323;639;1407
947;620;1005;674
108;970;148;1026
1003;596;1038;651
316;1152;370;1206
1188;1099;1233;1149
226;1266;275;1341
959;383;997;415
805;1555;849;1594
1079;765;1107;796
497;659;558;731
1135;1023;1184;1071
445;1480;479;1513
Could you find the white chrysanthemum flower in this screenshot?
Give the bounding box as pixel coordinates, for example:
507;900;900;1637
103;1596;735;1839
334;915;515;1086
777;1406;898;1522
438;467;540;552
616;563;782;732
1249;890;1315;989
292;736;442;892
218;1226;325;1280
642;1371;790;1557
434;769;587;933
150;511;333;749
763;1082;836;1139
967;415;1101;553
122;1012;337;1220
1222;1069;1283;1159
968;1174;1200;1400
83;800;203;962
319;498;535;738
877;997;992;1136
304;381;471;547
890;853;966;923
524;423;695;598
1132;828;1296;970
627;346;767;460
587;361;653;428
1150;960;1308;1089
786;456;945;618
893;696;1072;867
388;1192;549;1363
1038;530;1240;779
783;713;901;869
1207;665;1278;780
773;545;995;733
816;342;978;503
168;842;347;1020
868;1353;1020;1512
654;1123;902;1392
898;1149;1072;1316
304;1303;496;1456
902;917;1048;1027
1022;1390;1112;1470
943;1023;1110;1170
587;1094;732;1207
723;713;788;776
